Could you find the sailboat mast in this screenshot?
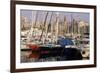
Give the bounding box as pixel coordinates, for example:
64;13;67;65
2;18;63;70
50;12;53;43
39;12;49;43
64;16;67;34
44;12;53;43
34;11;38;28
56;12;59;44
31;11;35;37
71;13;73;38
32;11;38;38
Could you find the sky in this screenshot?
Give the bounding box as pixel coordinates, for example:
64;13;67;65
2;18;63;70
20;9;90;25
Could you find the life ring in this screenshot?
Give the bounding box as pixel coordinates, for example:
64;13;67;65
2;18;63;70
81;50;89;58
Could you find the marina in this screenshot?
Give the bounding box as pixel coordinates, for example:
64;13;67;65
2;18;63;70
20;10;90;62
